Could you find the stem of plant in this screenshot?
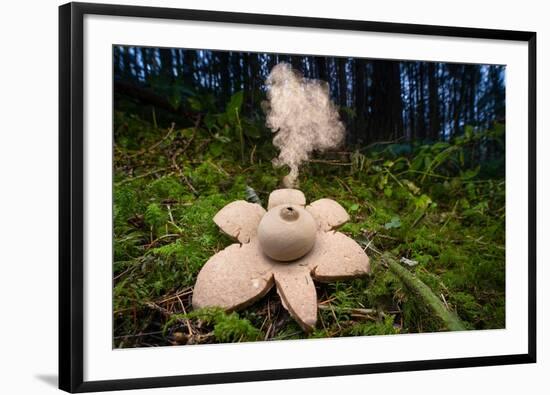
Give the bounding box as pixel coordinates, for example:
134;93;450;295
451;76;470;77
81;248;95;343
381;252;466;332
235;107;245;164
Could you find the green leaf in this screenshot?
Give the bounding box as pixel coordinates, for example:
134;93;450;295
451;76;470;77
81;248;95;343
411;154;425;171
215;113;228;127
225;91;244;122
432;142;450;150
461;166;480;180
384;216;402;229
415;194;433;210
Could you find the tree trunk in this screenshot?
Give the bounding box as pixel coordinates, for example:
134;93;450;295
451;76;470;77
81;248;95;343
316;56;328;81
428;62;441;140
183;50;196;89
369;60;403;141
354;59;367;144
337;58;348;107
230;51;242;92
219;51;231;102
158;48;174;81
290;55;302;73
418;62;426;140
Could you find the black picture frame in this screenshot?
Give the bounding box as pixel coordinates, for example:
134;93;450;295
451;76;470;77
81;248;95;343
59;2;537;392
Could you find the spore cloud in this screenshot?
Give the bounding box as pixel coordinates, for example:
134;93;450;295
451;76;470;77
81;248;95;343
265;63;345;187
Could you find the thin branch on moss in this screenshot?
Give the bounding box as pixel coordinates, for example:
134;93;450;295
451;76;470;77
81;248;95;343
114;167;169;186
381;253;466;332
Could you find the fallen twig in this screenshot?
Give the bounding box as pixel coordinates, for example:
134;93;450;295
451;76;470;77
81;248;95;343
114;167;168;186
317;304;377;316
381;253;466;332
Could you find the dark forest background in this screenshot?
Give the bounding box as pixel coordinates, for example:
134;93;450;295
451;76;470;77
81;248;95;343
114;46;505;152
113;46;506;347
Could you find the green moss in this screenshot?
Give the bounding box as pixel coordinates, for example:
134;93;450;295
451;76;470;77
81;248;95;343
345;314;400;336
149;239;186;260
187;162;226;194
166;307;263;343
112;109;505;347
147;176;187;200
144;202;166;229
114;185;138;226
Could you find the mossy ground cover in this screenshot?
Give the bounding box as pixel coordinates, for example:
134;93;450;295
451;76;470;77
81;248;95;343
113;99;505;347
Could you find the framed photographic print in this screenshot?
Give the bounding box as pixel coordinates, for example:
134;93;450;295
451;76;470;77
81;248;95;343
59;2;537;392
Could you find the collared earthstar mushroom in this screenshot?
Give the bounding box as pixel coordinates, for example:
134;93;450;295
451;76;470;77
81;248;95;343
192;189;371;332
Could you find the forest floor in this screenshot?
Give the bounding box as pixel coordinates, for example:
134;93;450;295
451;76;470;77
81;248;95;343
113;104;505;347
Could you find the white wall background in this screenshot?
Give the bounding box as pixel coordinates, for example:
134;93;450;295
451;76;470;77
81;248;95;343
0;0;547;393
